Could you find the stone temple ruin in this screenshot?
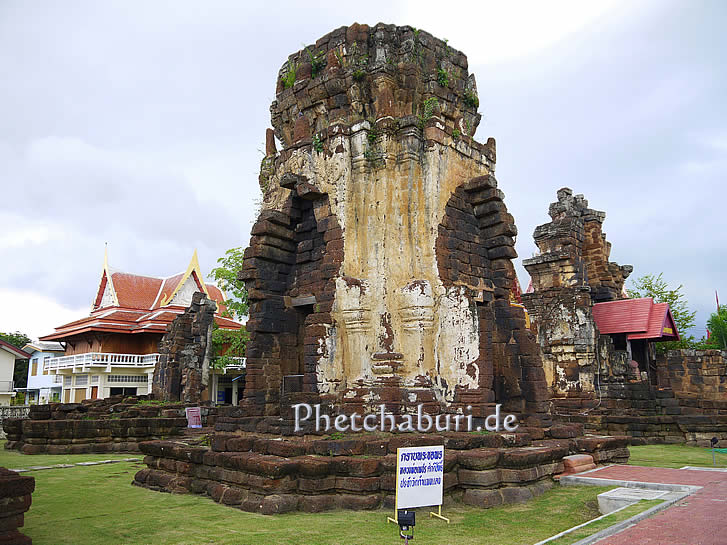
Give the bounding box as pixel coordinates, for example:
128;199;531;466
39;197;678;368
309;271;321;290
130;24;632;514
523;189;727;446
238;22;548;428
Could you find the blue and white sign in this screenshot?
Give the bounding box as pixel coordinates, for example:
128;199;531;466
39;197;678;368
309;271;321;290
395;445;444;509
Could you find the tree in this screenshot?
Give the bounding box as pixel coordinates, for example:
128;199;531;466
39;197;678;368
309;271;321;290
208;247;249;366
0;331;31;349
628;273;697;352
0;331;32;388
705;306;727;349
208;247;248;320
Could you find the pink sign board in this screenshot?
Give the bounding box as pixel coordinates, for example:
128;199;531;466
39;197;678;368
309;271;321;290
185;407;202;428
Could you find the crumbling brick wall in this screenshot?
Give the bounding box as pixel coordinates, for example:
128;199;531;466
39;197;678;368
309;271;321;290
523;188;632;398
0;468;35;545
153;292;216;404
659;349;727;409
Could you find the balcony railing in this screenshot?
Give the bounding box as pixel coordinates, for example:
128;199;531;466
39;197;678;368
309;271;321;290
46;353;160;372
0;380;14;393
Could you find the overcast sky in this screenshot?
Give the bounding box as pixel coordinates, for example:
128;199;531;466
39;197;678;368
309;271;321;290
0;0;724;340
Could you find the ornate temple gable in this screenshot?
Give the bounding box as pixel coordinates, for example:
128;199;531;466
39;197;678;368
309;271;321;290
92;247;118;310
42;249;239;342
158;250;210;308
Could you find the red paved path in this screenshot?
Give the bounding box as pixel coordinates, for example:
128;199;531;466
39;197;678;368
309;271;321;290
581;465;727;545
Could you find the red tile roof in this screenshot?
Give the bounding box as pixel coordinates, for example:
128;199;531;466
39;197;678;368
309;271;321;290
41;253;241;342
592;297;679;342
0;339;32;359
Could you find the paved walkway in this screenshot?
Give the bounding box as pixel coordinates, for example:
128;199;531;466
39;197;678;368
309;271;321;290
578;465;727;545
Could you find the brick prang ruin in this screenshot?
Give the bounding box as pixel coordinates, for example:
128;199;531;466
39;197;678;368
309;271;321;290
237;22;551;429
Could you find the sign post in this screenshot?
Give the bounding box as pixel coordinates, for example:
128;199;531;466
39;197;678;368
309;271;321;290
387;445;449;524
185;407;202;428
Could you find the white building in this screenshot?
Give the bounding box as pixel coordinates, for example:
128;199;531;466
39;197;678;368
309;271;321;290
20;341;65;404
0;340;31;406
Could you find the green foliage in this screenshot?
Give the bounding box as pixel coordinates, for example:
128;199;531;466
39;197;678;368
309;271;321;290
211;324;249;369
208;247;248;321
352;69;365;81
418;97;439;128
705;305;727;349
437;67;450;87
367;126;379;146
452;128;461;141
0;331;31;349
463;90;479;109
629;273;697;352
312;133;324;153
304;45;326;78
281;61;298;89
328;431;345;440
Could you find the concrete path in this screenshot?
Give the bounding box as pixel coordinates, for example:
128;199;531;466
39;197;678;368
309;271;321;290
570;465;727;545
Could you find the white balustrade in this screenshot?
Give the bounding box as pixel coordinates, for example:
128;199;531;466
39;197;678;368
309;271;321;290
45;353;160;371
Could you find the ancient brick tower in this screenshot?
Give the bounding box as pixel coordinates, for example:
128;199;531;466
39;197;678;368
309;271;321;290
240;23;549;425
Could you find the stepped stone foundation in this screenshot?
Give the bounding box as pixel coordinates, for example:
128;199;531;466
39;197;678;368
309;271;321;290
4;397;216;455
133;427;629;514
0;468;35;545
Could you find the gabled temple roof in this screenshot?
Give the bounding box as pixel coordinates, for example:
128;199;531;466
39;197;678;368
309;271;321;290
40;249;240;342
592;297;680;342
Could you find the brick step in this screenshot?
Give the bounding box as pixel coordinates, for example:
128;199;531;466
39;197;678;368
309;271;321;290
557;454;596;479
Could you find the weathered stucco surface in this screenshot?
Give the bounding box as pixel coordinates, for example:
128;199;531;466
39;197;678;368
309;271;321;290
240;23;549;424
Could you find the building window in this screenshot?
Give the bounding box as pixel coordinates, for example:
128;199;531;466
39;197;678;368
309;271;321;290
43;358;49;375
64;376;72;386
107;375;148;383
91;375;99;383
75;374;88;386
31;358;38;376
110;387;137;396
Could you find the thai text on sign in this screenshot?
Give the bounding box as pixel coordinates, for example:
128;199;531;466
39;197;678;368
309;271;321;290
395;445;444;509
185;407;202;428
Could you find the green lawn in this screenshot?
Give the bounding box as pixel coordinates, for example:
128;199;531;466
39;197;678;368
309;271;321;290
0;440;135;469
628;443;727;469
5;441;720;544
547;499;663;545
14;460;613;545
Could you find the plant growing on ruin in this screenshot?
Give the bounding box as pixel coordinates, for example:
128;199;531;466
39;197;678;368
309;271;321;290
452;128;461;141
437;67;449;87
418;97;439;128
463;90;479;109
282;61;298;89
352;69;365;82
312;133;324;153
304;45;327;78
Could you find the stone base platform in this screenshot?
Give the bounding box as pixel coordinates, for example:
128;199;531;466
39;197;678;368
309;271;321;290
132;426;629;514
559;413;727;447
0;467;35;545
4;399;217;455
